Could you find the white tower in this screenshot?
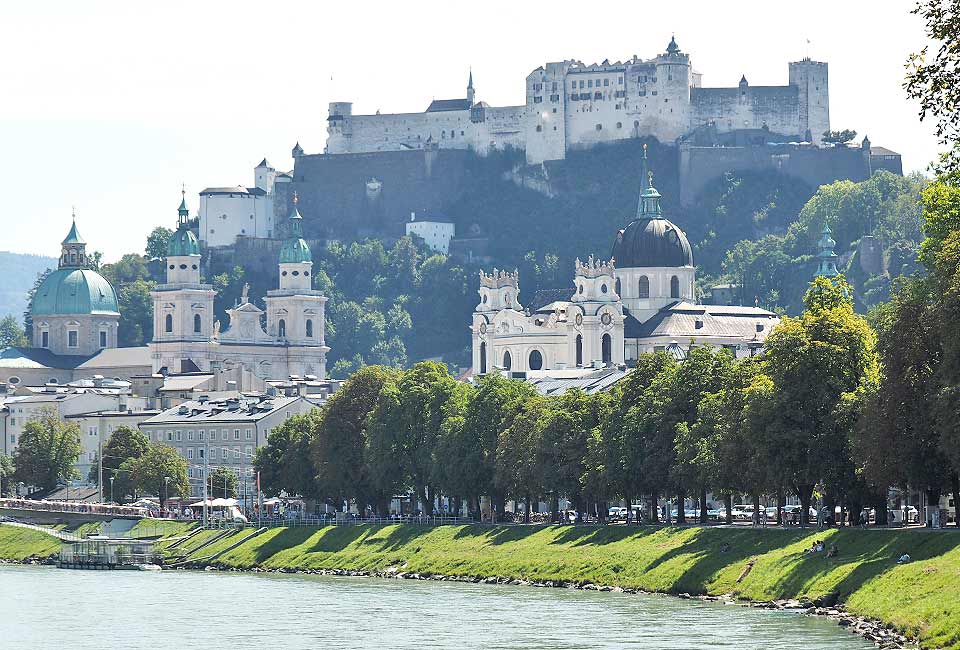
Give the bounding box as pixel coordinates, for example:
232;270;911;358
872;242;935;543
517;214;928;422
568;256;624;367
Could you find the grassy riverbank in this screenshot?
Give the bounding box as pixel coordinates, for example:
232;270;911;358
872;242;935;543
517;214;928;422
0;524;61;561
5;522;960;648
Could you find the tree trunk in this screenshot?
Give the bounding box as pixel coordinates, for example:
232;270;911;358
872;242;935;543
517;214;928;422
925;486;942;527
650;491;659;524
797;484;814;528
676;491;686;524
724;494;733;525
524;492;531;524
416;485;428;516
550;494;560;524
823;491;836;527
873;493;888;526
952;474;960;529
752;492;761;526
776;489;786;526
700;487;709;524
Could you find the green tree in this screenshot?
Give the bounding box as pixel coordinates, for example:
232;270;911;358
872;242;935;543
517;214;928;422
495;394;550;523
90;425;149;504
129;443;190;507
0;315;28;348
12;408;82;492
0;453;14;497
101;253;152;286
117;279;155;347
145;227;173;260
252;410;321;499
312;366;395;513
545;389;605;520
822;129;857;145
761;276;879;525
207;466;238;499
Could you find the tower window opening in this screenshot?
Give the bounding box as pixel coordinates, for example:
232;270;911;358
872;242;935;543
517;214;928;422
601;333;612;364
639;275;650;298
503;350;512;371
306;319;313;338
194;314;202;333
529;349;543;371
278;319;286;338
165;314;173;333
670;275;680;298
575;334;583;367
480;341;487;374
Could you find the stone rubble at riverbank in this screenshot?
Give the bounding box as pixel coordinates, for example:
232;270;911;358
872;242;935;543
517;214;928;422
0;556;55;566
180;562;916;649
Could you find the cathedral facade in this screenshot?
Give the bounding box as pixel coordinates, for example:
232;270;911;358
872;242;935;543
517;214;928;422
471;147;779;375
150;194;329;379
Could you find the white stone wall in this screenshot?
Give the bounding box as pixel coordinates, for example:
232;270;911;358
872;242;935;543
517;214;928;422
33;314;119;356
406;220;455;253
615;266;696;323
199;192;274;248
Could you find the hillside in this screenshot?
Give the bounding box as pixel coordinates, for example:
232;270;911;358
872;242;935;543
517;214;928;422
0;252;56;321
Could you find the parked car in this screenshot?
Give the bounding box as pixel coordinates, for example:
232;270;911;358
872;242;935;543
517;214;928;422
608;506;628;521
730;505;753;521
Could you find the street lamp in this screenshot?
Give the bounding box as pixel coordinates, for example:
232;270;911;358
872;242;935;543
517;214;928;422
109;476;115;504
163;476;171;515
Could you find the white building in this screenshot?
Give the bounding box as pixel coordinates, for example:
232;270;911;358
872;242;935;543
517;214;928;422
327;38;829;164
199;158;292;248
65;408;161;484
471;147;778;375
138;394;314;496
151;194;329;380
405;214;455;254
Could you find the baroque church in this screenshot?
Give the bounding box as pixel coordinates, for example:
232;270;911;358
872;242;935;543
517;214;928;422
471;147;780;376
0;194;328;387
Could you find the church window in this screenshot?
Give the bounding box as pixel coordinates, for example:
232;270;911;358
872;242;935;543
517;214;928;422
575;335;583;367
595;124;602;131
304;270;309;276
41;331;49;348
282;271;288;276
652;91;658;96
670;275;680;298
99;331;107;348
578;284;584;295
536;125;542;132
529;349;543;371
194;314;202;333
616;122;622;129
179;264;187;269
503;350;512;371
292;270;299;276
615;278;621;295
603;78;609;86
639;276;650;298
192;264;198;270
68;330;78;348
165;314;173;333
306;319;313;338
278;319;286;338
601;283;607;293
169;264;175;270
601;334;612;364
634;120;639;128
480;342;487;374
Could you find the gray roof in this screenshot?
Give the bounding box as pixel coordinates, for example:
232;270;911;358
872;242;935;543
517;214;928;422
76;346;151;369
628;302;778;341
426;98;472;112
528;367;629;396
159;374;214;392
200;186;267;197
142;395;305;425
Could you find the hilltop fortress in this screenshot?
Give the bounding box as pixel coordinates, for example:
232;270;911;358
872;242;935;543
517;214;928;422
326;37;830;164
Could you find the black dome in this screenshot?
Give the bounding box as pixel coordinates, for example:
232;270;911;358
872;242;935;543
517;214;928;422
611;218;694;268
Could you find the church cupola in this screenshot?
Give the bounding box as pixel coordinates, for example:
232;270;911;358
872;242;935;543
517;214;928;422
636;145;662;219
278;192;313;290
815;223;840;278
166;189;202;284
60;210;87;268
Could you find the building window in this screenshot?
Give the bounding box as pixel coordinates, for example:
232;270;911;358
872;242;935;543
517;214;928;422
187;448;194;459
575;335;583;367
233;448;240;460
245;429;252;440
41;331;49;348
278;319;286;338
99;330;107;348
595;123;602;131
165;314;173;333
245;445;252;457
615;278;621;295
234;429;240;440
222;429;229;440
187;430;194;441
670;275;680;299
167;431;173;441
529;349;543;371
194;314;201;333
479;342;487;374
639;276;650;298
199;448;204;459
306;319;313;338
602;334;612;364
503;350;512;371
176;430;182;441
68;330;78;347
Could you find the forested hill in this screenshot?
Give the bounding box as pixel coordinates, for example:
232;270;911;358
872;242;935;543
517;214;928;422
0;252;55;320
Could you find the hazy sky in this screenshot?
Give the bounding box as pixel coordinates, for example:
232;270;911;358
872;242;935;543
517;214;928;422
0;1;939;261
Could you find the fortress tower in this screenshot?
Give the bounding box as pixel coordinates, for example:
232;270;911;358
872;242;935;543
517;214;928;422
789;58;830;144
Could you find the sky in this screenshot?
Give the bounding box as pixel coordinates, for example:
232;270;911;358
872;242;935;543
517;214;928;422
0;0;940;261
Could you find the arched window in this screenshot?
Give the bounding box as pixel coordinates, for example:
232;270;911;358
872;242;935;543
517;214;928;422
639;275;650;299
670;275;680;299
480;342;487;374
306;319;313;338
601;333;612;365
576;335;583;367
165;314;173;333
194;314;201;333
615;278;621;296
503;350;512;371
278;319;286;338
529;349;543;371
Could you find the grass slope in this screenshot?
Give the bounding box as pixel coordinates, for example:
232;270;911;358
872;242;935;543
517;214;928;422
173;524;960;649
0;524;61;561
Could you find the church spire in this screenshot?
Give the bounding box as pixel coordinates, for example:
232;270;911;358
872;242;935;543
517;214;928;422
814;223;840;278
635;144;662;220
60;209;88;268
177;186;189;224
467;68;475;104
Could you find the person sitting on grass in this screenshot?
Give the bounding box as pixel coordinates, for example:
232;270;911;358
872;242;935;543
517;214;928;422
826;544;838;558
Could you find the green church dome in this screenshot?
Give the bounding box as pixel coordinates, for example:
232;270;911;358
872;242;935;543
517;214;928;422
33;268;120;316
280;238;312;263
168;224;201;257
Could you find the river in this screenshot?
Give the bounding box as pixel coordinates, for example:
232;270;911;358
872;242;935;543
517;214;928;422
0;565;871;649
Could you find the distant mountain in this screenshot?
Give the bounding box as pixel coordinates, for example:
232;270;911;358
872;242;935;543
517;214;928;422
0;252;56;321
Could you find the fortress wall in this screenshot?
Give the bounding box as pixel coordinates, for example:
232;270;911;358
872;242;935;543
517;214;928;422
679;144;871;205
284;149;474;239
691;86;800;137
332;111;474;154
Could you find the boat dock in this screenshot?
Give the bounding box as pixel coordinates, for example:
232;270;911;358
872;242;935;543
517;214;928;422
57;538;161;570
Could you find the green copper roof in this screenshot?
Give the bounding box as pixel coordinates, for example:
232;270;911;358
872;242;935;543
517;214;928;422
178;194;189;218
279;199;311;263
636;145;662;219
62;219;85;245
32;268;119;316
815;223;840;278
168;224;201;257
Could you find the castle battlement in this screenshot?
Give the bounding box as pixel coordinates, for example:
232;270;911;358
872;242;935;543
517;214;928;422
324;37;829;165
574;255;616;278
479;268;520;289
